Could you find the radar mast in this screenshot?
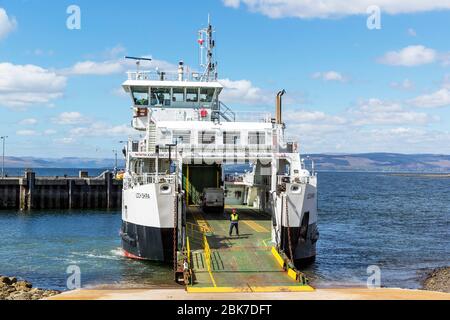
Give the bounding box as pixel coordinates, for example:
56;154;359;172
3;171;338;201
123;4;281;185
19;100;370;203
198;15;217;81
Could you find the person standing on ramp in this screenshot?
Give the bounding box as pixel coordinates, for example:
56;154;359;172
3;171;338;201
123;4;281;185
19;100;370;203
229;208;239;237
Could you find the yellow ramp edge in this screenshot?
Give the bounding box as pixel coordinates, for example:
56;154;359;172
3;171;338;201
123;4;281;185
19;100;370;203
187;286;315;293
251;286;315;293
187;287;252;293
287;268;298;281
271;246;285;268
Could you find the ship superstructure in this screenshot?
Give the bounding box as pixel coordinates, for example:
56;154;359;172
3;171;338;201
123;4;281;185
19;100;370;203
119;20;319;273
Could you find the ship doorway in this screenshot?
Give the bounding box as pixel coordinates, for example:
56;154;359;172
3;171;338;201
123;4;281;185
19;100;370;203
182;164;222;206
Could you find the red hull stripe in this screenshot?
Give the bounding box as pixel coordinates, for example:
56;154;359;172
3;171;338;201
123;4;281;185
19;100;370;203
123;249;147;260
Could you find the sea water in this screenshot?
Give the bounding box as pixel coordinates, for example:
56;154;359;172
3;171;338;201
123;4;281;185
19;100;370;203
0;172;448;290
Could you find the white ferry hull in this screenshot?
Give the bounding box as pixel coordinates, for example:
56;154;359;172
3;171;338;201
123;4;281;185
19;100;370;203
121;183;177;262
276;180;319;265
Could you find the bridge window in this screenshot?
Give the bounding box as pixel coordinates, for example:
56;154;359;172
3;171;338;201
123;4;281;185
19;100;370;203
199;131;215;144
151;88;171;107
200;88;215;103
186;88;199;102
248;131;266;145
173;130;191;144
172;88;185;102
132;87;149;106
223;131;240;145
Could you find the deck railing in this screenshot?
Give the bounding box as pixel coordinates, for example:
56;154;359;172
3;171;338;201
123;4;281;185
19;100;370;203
127;70;216;82
277;175;311;185
123;173;176;189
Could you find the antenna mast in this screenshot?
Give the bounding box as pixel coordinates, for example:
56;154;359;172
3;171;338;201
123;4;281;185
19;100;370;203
198;15;217;81
125;56;152;74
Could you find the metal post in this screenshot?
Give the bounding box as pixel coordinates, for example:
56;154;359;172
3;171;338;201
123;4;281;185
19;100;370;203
1;136;7;179
112;149;118;176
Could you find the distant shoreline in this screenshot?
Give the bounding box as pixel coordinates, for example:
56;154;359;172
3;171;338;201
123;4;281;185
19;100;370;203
389;173;450;178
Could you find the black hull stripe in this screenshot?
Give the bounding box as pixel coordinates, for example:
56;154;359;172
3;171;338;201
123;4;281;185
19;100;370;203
121;220;174;262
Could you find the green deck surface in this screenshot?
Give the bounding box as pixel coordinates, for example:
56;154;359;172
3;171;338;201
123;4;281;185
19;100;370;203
186;206;305;289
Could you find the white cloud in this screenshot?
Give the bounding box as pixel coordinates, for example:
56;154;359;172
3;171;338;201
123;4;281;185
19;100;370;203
219;78;273;105
52;112;89;125
390;79;414;90
223;0;241;9
409;88;450;108
284;110;346;124
350;99;436;125
378;45;437;66
16;130;37;136
104;45;127;59
69;123;134;137
0;63;66;108
64;60;124;76
0;8;16;40
222;0;450;19
63;56;177;76
19;118;38;125
312;71;346;82
51;111;134;139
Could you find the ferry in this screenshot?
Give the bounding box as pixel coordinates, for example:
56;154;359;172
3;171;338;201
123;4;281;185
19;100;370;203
119;19;319;270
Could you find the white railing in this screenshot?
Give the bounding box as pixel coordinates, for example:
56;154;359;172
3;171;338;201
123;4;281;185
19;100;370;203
131;144;275;155
127;71;216;82
232;111;272;123
124;173;176;189
277;175;311;185
180;145;275;158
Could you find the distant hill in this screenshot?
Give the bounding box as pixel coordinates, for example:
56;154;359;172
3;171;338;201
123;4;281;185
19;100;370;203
3;156;125;169
306;153;450;172
3;153;450;172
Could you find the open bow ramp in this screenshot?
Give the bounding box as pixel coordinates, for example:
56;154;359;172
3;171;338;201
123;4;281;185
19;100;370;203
184;206;314;293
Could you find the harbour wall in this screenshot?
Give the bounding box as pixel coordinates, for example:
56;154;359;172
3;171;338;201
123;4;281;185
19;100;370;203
0;170;122;210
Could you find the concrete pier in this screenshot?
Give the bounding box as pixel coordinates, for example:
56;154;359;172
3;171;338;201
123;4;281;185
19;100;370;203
47;287;450;300
0;170;122;210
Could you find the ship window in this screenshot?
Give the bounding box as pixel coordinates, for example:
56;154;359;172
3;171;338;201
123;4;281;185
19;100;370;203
248;131;266;145
200;88;215;103
186;88;199;102
173;130;191;144
151;88;171;106
132;87;149;106
172;88;185;102
199;131;215;144
223;131;240;145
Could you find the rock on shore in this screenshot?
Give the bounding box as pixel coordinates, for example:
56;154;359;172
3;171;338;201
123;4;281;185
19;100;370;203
422;267;450;293
0;275;61;300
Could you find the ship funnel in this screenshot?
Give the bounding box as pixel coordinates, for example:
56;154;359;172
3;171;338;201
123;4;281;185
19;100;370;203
178;61;184;81
276;89;286;124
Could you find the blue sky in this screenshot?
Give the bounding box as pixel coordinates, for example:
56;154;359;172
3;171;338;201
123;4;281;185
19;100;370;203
1;0;450;157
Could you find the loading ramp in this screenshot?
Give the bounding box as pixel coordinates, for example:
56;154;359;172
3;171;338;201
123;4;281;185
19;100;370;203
183;206;314;293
